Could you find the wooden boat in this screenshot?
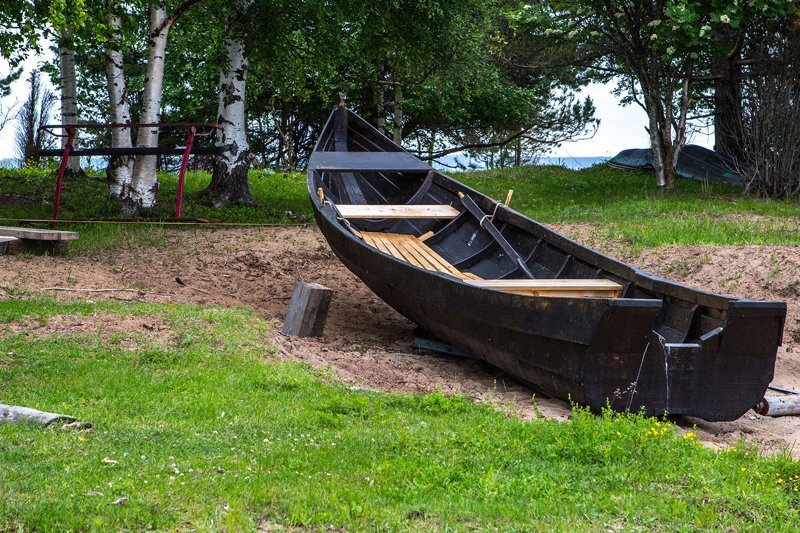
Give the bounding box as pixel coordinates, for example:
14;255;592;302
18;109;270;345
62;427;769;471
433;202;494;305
307;102;786;422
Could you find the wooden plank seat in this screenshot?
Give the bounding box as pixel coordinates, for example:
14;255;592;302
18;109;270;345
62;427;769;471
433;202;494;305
338;204;460;219
0;226;79;256
465;279;623;298
310;151;432;172
360;232;621;297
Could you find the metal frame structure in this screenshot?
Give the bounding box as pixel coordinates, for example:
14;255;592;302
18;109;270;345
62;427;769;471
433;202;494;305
38;123;221;222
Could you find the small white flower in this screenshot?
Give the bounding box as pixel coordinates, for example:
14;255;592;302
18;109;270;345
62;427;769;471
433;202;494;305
650;34;658;41
720;14;730;23
666;46;676;56
648;19;662;27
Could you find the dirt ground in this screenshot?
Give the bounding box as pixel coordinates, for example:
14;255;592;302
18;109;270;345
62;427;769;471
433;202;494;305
1;225;799;454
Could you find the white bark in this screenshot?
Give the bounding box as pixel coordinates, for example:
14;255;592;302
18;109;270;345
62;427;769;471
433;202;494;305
58;32;80;174
216;37;249;175
105;11;134;197
204;11;254;206
125;3;169;211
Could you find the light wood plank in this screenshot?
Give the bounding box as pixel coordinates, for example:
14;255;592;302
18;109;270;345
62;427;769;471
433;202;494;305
465;278;622;298
0;226;79;241
337;205;459;219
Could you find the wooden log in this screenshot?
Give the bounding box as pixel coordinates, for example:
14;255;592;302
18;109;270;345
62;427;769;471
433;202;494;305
0;404;77;426
282;281;333;337
754;395;800;417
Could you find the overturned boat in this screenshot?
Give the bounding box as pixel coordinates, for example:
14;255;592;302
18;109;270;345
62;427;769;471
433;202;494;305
307;102;786;422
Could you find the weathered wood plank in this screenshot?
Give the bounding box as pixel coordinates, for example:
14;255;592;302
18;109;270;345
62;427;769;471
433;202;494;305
0;404;77;426
337;204;460;219
465;278;623;298
0;226;79;240
309;151;431;172
283;281;333;337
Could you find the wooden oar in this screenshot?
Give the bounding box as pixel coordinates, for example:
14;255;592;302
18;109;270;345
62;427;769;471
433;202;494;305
458;192;534;279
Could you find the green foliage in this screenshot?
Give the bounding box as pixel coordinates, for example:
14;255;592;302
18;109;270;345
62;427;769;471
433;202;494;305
2;299;800;530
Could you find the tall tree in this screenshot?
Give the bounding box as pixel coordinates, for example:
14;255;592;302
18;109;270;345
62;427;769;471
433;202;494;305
15;70;57;166
201;0;254;207
517;0;793;189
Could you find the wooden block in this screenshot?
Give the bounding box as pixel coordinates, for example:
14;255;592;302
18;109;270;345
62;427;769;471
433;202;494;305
336;204;459;219
7;239;70;256
0;236;16;255
283;281;333;337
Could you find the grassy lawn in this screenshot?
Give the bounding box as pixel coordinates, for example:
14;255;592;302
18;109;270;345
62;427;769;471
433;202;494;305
2;164;800;252
2;299;800;530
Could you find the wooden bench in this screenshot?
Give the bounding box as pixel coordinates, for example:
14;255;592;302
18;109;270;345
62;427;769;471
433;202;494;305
0;226;79;255
464;279;623;298
338;204;460;219
360;231;621;298
361;232;480;280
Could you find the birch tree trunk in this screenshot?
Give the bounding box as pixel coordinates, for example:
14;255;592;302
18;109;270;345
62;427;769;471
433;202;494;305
105;10;134;198
201;7;254;207
123;3;169;213
58;31;81;175
392;86;403;144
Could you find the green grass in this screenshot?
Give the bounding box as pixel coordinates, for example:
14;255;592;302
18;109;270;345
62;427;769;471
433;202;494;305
2;164;800;252
460;165;800;249
2;299;800;530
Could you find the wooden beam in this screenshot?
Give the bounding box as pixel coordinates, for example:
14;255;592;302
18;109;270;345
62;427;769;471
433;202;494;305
309;151;432;172
283;281;333;337
465;278;623;298
337;205;459;219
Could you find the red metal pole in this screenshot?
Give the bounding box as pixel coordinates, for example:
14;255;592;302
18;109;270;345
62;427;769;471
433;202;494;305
52;126;76;226
175;126;196;219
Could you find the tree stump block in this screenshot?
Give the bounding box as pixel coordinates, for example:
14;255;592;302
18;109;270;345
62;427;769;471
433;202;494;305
283;282;333;337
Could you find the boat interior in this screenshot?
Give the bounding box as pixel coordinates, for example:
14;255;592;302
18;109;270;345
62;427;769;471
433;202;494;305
309;108;733;342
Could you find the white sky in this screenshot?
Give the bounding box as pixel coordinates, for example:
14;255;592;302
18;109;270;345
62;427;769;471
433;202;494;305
0;58;714;161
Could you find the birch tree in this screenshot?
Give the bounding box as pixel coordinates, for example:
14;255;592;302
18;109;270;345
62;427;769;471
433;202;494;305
58;28;82;174
104;6;134;198
114;0;204;213
201;0;254;207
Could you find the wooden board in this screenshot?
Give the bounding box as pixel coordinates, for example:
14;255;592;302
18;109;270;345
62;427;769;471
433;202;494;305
361;232;476;280
465;278;623;298
337;205;459;219
0;226;79;241
283;281;333;337
309;151;431;172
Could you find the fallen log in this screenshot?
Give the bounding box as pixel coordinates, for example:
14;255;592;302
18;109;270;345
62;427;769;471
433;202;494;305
754;395;800;417
0;403;77;426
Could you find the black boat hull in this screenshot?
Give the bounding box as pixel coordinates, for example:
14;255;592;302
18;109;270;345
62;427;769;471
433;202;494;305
308;106;786;422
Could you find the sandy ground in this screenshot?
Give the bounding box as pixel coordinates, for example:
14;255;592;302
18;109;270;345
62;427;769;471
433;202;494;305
1;224;799;453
